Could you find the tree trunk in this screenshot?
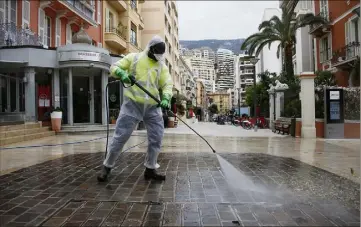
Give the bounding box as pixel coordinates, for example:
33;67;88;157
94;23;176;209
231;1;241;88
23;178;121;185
284;45;294;80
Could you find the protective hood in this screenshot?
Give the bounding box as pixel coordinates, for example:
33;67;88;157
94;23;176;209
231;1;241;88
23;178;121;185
145;35;166;62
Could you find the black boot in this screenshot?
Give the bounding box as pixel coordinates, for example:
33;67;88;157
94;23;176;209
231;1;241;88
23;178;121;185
97;165;111;182
144;168;166;181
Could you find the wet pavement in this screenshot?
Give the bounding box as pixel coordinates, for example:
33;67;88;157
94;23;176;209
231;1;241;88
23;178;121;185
0;152;359;226
0;123;360;226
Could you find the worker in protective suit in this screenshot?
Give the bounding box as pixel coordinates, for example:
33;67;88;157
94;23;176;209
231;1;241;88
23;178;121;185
97;36;173;182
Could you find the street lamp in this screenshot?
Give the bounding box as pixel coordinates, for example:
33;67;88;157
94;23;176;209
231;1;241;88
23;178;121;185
250;57;259;131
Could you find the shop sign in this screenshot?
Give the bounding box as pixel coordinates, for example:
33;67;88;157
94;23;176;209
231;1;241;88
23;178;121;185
58;51;110;63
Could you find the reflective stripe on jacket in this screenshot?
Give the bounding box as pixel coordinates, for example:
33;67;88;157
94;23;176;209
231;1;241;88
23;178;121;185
110;52;173;105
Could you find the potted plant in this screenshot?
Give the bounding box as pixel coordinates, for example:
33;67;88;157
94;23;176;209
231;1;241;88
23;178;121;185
50;107;63;132
110;116;117;124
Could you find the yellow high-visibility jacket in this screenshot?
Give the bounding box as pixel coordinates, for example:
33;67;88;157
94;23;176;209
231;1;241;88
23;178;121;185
110;52;173;106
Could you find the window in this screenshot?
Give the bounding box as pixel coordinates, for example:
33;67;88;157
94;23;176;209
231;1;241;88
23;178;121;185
45;16;51;47
130;0;137;10
108;11;114;30
3;0;17;24
345;17;360;58
130;23;137;45
319;35;331;62
319;0;328;20
22;0;30;28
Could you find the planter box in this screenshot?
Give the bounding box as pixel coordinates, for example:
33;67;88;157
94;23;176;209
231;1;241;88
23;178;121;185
50;111;62;132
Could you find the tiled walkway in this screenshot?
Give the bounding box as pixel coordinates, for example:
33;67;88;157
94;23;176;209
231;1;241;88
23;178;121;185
0;152;359;226
0;123;359;226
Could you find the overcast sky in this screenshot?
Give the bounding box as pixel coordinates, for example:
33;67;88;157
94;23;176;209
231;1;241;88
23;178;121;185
177;1;280;41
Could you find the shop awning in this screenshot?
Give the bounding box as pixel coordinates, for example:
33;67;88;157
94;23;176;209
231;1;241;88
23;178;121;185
0;60;28;68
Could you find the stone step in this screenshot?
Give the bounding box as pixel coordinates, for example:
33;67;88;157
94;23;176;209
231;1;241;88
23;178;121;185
0;131;55;147
0;127;51;139
0;122;41;132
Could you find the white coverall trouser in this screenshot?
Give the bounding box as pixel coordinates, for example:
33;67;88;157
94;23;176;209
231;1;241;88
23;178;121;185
103;101;164;169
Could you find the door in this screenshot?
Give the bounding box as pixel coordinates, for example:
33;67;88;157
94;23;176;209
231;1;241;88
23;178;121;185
73;76;90;123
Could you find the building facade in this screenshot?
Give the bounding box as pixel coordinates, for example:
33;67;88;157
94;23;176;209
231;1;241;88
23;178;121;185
179;56;196;104
0;0;124;126
196;79;207;110
103;0;144;55
141;0;181;92
234;54;256;106
255;8;283;76
216;48;235;91
207;91;231;114
309;0;360;87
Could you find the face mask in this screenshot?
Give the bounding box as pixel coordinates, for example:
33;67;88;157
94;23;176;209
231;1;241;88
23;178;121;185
154;53;164;62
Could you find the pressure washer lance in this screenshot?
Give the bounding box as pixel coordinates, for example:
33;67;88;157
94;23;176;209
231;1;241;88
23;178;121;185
128;75;217;153
104;76;216;159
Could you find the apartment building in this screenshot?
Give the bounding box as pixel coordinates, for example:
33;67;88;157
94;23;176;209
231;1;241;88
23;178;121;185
216;48;235;91
207;91;231;114
234;54;257;106
255;8;283;76
179;56;196;104
308;0;360;87
103;0;145;55
0;0;124;126
180;48;216;93
141;0;181;92
196;79;207;110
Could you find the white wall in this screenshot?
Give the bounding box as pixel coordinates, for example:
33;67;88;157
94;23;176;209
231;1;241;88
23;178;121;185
295;26;314;75
256;8;283;76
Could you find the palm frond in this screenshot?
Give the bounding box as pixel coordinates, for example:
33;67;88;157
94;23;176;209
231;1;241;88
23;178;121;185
276;43;282;59
258;21;272;31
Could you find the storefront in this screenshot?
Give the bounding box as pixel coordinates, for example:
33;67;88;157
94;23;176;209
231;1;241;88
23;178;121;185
0;30;122;126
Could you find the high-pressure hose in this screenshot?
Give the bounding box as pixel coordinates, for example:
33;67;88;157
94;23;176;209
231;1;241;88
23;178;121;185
105;76;217;157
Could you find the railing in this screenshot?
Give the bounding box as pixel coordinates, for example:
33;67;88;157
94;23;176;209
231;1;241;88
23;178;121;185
310;10;331;31
64;0;95;22
331;42;360;65
105;27;126;40
0;23;42;48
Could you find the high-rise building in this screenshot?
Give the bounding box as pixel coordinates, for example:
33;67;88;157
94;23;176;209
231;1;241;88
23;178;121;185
141;0;181;92
216;48;235;91
234;54;256;106
181;47;216;93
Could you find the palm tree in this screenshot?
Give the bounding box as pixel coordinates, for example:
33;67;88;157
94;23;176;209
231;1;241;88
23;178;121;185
241;1;328;80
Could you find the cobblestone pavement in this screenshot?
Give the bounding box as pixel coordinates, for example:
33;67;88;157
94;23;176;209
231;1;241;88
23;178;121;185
0;152;359;226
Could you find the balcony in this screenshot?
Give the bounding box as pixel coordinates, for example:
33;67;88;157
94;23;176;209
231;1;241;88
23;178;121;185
0;23;42;48
60;0;96;25
108;0;127;12
331;42;360;69
104;27;127;50
127;41;141;53
241;70;254;75
309;11;332;38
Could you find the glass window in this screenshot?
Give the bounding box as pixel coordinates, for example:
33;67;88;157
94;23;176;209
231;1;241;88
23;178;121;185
0;77;7;112
130;0;137;10
59;70;68;124
19;80;25;112
46;17;51;47
10;78;16;112
130;23;137;45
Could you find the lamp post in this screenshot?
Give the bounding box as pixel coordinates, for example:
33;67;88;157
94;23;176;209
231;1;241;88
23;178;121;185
250;57;259;131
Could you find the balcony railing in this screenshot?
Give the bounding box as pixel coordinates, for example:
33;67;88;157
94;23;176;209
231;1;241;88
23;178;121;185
331;42;360;65
105;27;126;40
0;23;42;48
309;10;332;33
64;0;95;22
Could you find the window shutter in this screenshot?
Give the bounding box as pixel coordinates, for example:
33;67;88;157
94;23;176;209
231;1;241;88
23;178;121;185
319;40;323;62
97;0;101;24
327;34;332;60
55;18;61;47
0;1;4;24
22;0;30;29
105;8;109;30
38;8;45;45
345;20;350;46
66;24;72;44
